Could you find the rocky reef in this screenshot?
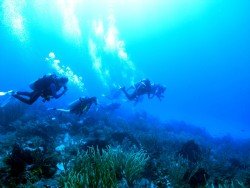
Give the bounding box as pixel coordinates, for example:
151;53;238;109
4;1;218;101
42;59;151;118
0;102;249;187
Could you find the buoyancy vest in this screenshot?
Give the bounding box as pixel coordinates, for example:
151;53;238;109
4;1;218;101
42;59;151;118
29;74;58;95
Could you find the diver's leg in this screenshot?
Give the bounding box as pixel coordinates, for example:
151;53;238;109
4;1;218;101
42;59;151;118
121;87;136;100
121;88;130;99
126;86;135;91
12;91;31;104
13;91;40;105
12;94;32;104
16;91;33;97
28;92;41;104
47;108;70;113
55;109;70;113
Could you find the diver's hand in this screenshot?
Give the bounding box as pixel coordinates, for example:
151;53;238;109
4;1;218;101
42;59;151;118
42;97;51;102
61;86;68;95
63;86;68;92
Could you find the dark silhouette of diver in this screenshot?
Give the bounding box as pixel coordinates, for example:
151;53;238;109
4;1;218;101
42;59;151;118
12;74;68;105
149;83;166;101
121;79;152;102
48;97;97;116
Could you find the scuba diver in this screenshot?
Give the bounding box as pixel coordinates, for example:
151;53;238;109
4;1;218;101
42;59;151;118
149;84;166;101
12;74;68;105
48;97;97;116
120;79;152;102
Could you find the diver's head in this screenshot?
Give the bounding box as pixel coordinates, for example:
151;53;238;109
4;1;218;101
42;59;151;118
91;97;97;105
58;76;69;86
142;78;150;86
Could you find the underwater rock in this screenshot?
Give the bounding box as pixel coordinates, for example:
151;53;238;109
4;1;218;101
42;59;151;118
63;133;70;142
117;178;129;188
0;124;16;133
142;158;158;180
110;131;140;147
17;121;53;141
134;178;158;188
3;144;34;185
23;146;40;152
139;134;165;158
178;140;202;163
6;144;33;176
59;122;71;131
55;144;65;152
68;124;80;136
244;174;250;187
83;117;99;127
183;168;209;188
228;157;245;169
2;142;59;186
33;179;59;188
0;101;26;128
82;138;109;151
92;128;106;140
0;96;249;187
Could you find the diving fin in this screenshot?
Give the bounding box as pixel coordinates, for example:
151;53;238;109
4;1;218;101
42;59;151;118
0;91;8;96
0;90;14;96
47;107;57;111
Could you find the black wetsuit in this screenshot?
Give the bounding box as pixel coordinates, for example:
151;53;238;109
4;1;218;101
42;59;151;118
13;75;67;105
121;79;151;101
69;97;97;115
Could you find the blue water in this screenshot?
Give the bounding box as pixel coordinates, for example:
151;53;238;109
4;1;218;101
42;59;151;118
0;0;249;138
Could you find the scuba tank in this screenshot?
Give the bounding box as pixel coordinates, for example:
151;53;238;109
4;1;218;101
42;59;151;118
69;98;83;110
69;97;89;115
29;74;58;102
29;74;57;91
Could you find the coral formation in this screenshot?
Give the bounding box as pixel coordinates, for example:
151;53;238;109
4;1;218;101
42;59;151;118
0;103;249;187
178;140;202;163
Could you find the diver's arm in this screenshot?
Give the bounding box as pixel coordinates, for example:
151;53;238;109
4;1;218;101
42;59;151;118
47;107;70;113
157;94;164;101
56;108;70;113
50;84;67;99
